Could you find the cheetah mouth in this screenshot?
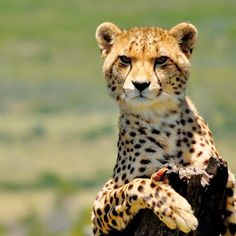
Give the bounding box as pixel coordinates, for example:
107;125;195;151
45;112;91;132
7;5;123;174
137;94;149;99
130;93;160;104
134;90;163;101
122;89;163;105
133;94;151;101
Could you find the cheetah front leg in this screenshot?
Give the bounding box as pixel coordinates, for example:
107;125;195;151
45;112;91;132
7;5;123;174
92;175;198;235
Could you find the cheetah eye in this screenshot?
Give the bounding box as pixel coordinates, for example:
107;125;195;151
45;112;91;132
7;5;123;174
155;56;168;66
119;55;131;65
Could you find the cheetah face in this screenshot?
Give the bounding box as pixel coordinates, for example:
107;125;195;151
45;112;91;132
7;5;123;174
96;22;198;109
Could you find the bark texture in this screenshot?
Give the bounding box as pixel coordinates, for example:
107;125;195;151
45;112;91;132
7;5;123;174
108;157;228;236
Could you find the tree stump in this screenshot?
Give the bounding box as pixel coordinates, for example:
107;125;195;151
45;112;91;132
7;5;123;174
107;157;228;236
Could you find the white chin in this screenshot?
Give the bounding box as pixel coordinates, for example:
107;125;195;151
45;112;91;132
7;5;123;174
126;96;155;106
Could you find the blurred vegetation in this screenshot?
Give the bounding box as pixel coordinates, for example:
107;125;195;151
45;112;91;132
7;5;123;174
0;0;235;235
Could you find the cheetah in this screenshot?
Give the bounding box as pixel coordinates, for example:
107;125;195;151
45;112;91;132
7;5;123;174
91;22;236;235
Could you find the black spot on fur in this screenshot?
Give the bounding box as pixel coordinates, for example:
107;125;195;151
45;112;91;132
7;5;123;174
103;214;109;223
138;128;146;135
176;140;181;146
188;118;194;123
189;148;195;153
130;132;136;137
187;132;193;138
104;204;110;214
152;129;160;134
97;208;102;216
134;144;141;149
130;167;134;174
139;139;146;144
183;137;188;143
197;151;203;157
165;132;171;137
145;148;156;153
177;151;182;158
111;219;117;226
140;159;151;165
147;136;163;149
139;167;146;173
97;218;103;228
121;173;126;180
138;185;144;192
110;197;113;204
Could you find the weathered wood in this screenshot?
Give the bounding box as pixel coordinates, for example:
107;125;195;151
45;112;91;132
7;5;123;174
107;157;228;236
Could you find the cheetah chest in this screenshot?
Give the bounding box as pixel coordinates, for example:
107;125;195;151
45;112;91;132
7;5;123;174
113;113;181;184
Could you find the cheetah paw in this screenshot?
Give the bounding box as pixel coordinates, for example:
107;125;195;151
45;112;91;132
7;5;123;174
162;205;198;233
148;176;198;232
156;192;198;232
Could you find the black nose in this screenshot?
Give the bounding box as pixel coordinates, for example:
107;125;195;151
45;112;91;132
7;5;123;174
132;81;150;92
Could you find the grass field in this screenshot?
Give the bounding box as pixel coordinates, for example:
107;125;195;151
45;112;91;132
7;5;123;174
0;0;236;235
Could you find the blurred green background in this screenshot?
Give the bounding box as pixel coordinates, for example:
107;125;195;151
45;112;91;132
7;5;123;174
0;0;235;235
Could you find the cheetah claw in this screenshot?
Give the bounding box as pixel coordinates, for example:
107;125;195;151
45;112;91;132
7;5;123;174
152;164;174;182
152;167;169;181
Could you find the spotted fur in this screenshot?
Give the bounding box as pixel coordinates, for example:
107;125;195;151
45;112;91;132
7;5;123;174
92;22;236;235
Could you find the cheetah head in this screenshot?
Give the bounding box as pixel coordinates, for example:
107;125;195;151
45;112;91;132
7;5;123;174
96;22;198;112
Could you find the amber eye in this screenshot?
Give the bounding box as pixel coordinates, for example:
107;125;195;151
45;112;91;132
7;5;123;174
155;56;168;66
119;55;131;65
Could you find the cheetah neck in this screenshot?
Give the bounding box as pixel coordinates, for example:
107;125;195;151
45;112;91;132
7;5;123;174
113;96;193;185
113;95;219;186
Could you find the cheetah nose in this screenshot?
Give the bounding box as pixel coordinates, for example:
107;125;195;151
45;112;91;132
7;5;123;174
132;81;150;92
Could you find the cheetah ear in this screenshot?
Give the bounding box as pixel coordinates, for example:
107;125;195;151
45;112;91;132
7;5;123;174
96;22;121;57
169;22;198;58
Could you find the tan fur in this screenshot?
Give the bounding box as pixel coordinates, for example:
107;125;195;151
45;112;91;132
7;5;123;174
92;22;236;236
